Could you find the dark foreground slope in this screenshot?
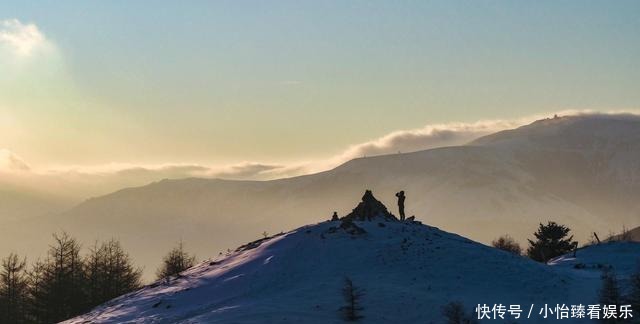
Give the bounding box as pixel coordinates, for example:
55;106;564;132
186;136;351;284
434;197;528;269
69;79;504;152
64;219;575;323
65;211;640;323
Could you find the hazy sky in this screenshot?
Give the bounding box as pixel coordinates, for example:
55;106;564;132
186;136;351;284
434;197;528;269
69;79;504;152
1;1;639;171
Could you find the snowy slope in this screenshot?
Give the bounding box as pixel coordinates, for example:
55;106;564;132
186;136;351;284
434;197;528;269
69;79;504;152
552;241;640;276
550;241;640;287
472;114;640;189
65;220;640;324
65;219;581;323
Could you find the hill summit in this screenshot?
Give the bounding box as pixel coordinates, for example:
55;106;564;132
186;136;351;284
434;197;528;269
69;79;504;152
62;190;601;323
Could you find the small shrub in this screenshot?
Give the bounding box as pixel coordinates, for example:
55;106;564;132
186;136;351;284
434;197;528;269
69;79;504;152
441;301;478;324
156;241;196;279
491;235;522;255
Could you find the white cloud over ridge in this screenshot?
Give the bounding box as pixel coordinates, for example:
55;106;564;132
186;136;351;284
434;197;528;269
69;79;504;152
335;120;519;160
3;110;640;201
30;119;521;181
79;109;638;180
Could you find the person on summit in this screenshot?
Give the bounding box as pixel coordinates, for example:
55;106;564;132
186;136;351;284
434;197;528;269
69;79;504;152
395;191;406;221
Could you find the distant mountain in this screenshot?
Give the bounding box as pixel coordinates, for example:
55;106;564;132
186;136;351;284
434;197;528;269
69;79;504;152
4;114;640;278
63;194;640;323
608;225;640;242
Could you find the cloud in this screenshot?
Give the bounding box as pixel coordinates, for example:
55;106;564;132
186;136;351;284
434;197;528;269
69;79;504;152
20;117;528;182
208;162;286;180
0;149;30;172
112;164;211;179
335;120;520;160
0;19;49;58
5;110;640;201
56;162;288;181
44;162;281;180
273;109;640;175
0;111;573;180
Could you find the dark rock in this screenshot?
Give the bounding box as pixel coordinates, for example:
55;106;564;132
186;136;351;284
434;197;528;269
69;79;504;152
342;190;398;222
236;232;285;252
339;219;367;235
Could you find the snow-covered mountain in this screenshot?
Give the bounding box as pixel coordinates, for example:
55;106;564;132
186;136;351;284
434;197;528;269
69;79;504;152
64;193;640;323
4;114;640;278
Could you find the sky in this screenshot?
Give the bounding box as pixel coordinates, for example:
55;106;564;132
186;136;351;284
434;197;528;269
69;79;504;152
1;1;639;178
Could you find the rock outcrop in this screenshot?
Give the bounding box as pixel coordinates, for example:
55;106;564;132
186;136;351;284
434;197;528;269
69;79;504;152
341;190;398;222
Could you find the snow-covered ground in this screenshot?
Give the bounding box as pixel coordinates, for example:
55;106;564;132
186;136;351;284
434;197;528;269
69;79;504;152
550;241;640;300
63;218;640;324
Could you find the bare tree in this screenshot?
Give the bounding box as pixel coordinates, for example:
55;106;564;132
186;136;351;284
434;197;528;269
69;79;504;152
156;240;196;279
599;268;620;323
25;259;47;323
340;277;364;321
26;232;89;323
0;253;29;323
85;239;142;306
607;225;632;242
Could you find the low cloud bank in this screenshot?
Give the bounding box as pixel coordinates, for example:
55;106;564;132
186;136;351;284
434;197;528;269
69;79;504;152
335;120;519;160
2;110;639;200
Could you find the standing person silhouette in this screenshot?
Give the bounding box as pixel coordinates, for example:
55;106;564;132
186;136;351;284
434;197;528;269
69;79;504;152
395;191;406;221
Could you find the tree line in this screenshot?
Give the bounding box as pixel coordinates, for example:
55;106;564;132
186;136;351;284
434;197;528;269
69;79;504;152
489;221;640;323
491;221;638;263
0;233;196;324
490;221;579;262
